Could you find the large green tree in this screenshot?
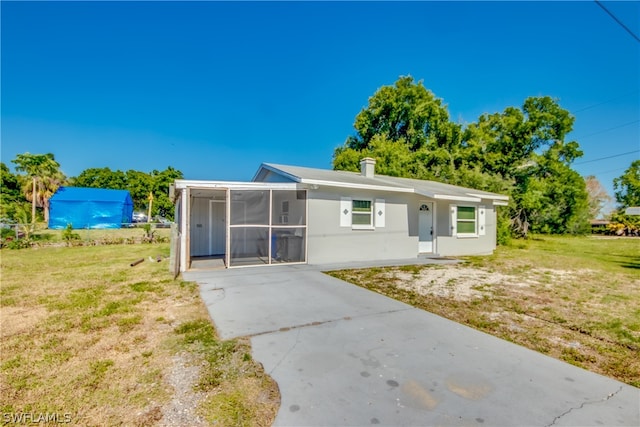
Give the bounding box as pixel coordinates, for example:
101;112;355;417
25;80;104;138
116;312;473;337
610;161;640;234
614;160;640;209
462;96;589;235
333;77;590;237
149;167;183;218
12;153;65;223
70;166;183;220
333;76;462;182
0;162;25;221
71;167;128;189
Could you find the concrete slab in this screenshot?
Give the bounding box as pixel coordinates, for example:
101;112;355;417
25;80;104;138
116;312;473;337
192;264;412;340
253;309;639;426
188;263;640;426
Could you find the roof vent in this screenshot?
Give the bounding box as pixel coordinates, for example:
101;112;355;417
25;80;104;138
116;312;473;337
360;157;376;178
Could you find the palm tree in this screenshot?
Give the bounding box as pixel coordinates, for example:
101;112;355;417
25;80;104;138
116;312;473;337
12;153;65;224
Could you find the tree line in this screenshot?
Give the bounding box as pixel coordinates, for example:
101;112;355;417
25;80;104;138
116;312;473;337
0;153;183;225
333;76;639;240
2;77;637;238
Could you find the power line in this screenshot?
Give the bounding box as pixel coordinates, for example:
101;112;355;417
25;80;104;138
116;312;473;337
590;167;628;175
575;150;639;165
595;0;640;43
578;119;640;139
573;90;640;113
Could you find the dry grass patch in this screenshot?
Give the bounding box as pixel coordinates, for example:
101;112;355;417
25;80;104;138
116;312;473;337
1;243;279;426
329;236;640;388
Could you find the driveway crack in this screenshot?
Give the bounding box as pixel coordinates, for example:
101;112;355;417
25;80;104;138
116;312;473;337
248;307;414;338
268;328;302;375
545;386;624;427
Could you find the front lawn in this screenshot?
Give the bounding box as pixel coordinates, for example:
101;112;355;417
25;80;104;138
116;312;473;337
1;243;279;425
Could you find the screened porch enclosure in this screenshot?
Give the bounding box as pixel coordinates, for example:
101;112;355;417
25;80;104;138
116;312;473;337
228;189;307;267
188;186;307;268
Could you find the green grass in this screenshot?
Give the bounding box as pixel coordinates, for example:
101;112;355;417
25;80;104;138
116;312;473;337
329;235;640;388
1;240;279;425
5;225;172;247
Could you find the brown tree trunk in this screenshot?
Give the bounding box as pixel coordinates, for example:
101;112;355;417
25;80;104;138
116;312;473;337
31;177;37;223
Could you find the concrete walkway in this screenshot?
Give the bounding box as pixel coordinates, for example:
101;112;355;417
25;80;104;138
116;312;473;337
185;261;640;427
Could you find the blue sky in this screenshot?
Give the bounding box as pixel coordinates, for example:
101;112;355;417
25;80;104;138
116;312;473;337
2;1;638;206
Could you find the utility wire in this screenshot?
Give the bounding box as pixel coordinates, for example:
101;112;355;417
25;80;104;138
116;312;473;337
578;119;640;139
573;90;640;113
590;167;628;175
595;0;640;43
575;150;639;165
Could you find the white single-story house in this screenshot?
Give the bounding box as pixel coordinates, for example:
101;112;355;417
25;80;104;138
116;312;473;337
170;158;508;272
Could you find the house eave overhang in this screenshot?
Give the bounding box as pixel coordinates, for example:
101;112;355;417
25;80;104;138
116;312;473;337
173;179;300;191
299;178;414;193
431;194;482;203
467;192;510;201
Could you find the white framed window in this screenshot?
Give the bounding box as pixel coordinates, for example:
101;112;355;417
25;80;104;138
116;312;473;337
352;199;373;229
451;205;478;237
340;197;384;229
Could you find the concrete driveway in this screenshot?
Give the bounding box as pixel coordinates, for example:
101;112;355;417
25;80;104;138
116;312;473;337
185;261;640;427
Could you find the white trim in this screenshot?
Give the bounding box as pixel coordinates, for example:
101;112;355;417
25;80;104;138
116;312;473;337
433;194;482;202
174;179;299;190
225;189;231;268
467;193;509;201
419;200;435;253
375;199;385;228
180;188;189;272
300;178;414;193
433;201;438;254
351;198;374;230
493;200;509;206
450;205;457;237
340;197;352;227
455;205;479;238
268;190;273;262
478;205;486;236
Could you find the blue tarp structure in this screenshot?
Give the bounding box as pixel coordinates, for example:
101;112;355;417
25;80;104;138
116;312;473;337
48;187;134;229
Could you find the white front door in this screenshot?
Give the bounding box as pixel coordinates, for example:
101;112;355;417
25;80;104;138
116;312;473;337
190;198;210;256
418;202;434;253
209;200;226;255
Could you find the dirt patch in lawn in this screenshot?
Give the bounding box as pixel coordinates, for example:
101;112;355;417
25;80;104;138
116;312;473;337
385;266;526;300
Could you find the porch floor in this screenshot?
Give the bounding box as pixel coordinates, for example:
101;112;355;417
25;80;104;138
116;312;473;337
190;256;225;270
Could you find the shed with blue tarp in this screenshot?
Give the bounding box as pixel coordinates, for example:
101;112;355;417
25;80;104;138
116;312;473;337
48;187;134;229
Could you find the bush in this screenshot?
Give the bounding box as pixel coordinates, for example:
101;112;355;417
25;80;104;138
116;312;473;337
1;227;16;239
62;224;81;246
3;238;32;249
607;211;640;236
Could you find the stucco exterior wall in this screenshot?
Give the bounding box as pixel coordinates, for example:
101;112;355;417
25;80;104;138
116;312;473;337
306;188;419;264
435;201;498;256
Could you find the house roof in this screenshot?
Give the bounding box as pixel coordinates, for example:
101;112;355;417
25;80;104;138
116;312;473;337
256;163;508;204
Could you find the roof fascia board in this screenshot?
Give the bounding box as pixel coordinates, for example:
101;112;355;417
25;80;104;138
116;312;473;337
433;194;482;202
493;200;509;206
467;192;509;201
300;178;414;193
174;180;298;190
414;189;479;202
252;164;302;183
